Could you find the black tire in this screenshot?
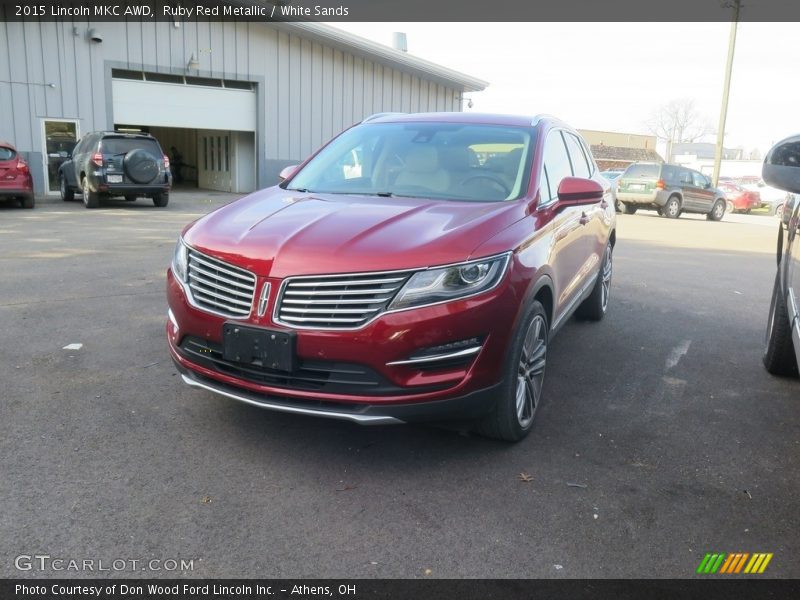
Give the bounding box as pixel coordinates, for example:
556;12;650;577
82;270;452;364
152;192;169;207
82;176;100;209
474;300;548;442
20;194;34;209
124;194;137;202
576;242;612;321
662;196;681;219
59;175;74;201
763;270;798;376
622;203;637;215
707;199;725;221
123;149;159;184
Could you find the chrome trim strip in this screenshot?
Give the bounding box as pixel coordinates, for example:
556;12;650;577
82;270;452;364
188;273;254;299
283;288;396;296
281;307;381;315
288;276;407;287
188;283;253;307
386;346;481;366
188;263;254;291
189;252;256;284
180;373;403;425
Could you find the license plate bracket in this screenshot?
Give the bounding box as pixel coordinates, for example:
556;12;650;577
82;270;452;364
222;323;296;372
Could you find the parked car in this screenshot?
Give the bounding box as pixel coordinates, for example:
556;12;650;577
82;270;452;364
600;169;624;211
166;112;616;442
616;162;727;220
718;181;761;214
0;141;34;208
58;131;171;208
742;179;786;216
762;134;800;377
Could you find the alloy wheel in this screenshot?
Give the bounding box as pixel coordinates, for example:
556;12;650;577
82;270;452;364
600;245;613;311
516;314;547;428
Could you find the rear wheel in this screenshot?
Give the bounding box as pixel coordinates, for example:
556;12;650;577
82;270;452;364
82;176;100;209
475;301;548;442
775;203;785;220
763;270;798;376
707;199;725;221
152;192;169;207
662;196;681;219
124;194;137;202
726;200;735;214
622;203;637;215
59;175;74;201
20;194;34;209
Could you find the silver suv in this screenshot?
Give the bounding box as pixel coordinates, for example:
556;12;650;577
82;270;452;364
617;162;727;220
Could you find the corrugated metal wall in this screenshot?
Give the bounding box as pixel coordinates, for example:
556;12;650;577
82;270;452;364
0;19;462;193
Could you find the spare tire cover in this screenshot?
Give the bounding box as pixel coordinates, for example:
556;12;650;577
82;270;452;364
123;149;159;184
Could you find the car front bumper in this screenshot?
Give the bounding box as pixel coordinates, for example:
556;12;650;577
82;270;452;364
166;265;518;422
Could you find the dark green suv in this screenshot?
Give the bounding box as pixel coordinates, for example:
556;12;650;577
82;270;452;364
617;162;727;220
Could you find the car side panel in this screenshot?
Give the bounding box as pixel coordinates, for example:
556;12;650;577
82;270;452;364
786;198;800;371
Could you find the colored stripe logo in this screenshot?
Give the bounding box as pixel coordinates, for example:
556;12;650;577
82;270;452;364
696;552;773;574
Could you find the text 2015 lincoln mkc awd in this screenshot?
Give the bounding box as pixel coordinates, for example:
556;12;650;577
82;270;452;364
166;112;616;441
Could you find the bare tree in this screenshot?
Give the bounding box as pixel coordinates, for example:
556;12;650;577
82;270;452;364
646;98;715;161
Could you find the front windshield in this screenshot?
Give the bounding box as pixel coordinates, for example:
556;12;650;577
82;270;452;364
286;122;534;202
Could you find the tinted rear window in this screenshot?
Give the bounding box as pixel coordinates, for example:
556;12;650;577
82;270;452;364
0;147;16;161
623;164;660;179
100;137;161;155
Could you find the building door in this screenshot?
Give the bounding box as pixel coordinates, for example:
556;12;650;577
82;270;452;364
42;120;79;194
198;131;233;192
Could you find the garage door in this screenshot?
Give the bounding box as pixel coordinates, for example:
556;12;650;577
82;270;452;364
112;74;256;132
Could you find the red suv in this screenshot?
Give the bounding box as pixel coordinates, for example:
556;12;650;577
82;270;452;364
167;113;616;441
0;141;34;208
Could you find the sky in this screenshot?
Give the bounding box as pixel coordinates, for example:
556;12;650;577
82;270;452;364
328;22;799;157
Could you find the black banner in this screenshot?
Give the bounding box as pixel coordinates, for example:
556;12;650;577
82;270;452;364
2;579;800;600
1;0;800;22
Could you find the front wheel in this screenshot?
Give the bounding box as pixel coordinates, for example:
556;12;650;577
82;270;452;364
763;270;798;376
707;199;725;221
576;242;613;321
474;301;548;442
726;200;735;214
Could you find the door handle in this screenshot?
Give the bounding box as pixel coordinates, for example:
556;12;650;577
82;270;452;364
579;212;590;226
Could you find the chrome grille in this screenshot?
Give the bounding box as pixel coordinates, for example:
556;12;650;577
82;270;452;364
187;249;256;318
276;270;412;329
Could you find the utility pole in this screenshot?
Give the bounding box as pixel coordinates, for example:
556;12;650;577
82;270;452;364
712;0;740;186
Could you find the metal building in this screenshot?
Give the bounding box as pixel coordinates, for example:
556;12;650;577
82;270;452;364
0;18;487;197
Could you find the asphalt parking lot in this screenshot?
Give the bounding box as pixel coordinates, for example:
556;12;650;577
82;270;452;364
1;193;798;579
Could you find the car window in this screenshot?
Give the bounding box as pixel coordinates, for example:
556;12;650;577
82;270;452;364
563;132;591;178
692;172;708;187
677;169;693;184
540;131;572;205
622;163;660;179
100;137;161;155
287;122;533;203
0;147;16;161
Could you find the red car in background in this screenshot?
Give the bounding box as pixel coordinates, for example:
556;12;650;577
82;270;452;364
719;181;760;214
0;141;34;208
166;112;616;441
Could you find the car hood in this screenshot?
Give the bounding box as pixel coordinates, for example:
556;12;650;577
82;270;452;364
184;187;526;278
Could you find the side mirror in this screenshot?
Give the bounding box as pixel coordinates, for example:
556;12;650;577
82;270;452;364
763;135;800;194
556;177;604;205
278;164;299;182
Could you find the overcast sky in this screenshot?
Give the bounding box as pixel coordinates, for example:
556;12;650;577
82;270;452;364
329;22;798;156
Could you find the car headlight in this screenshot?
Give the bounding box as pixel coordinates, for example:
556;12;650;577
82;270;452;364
172;238;188;283
388;253;511;311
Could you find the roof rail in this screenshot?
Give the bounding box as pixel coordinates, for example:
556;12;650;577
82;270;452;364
361;112;406;124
